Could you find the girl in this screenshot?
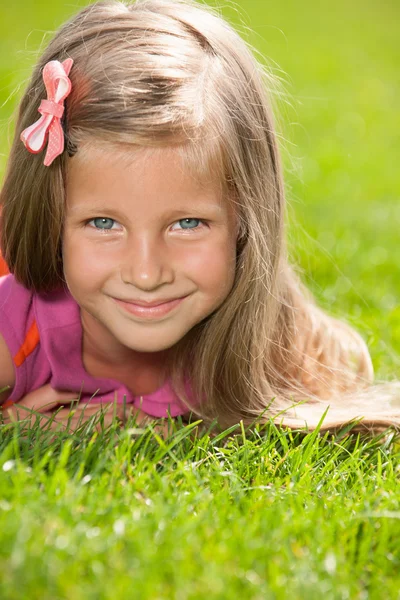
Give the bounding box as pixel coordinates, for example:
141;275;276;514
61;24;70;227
1;0;399;436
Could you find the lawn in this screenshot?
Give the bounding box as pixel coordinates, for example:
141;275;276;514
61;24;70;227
0;0;399;597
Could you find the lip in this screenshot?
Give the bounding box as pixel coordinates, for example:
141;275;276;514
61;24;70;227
114;295;187;319
117;297;183;307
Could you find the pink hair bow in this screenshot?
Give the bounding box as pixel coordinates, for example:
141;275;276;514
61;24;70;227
20;58;74;166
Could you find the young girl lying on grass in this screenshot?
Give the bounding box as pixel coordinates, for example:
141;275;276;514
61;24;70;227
1;0;399;437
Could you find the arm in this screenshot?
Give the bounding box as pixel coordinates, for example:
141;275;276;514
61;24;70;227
0;333;175;436
1;379;175;438
0;331;123;429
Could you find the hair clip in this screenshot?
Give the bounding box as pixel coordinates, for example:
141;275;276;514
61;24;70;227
20;58;73;166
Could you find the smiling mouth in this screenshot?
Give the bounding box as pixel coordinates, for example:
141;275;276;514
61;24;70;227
115;296;186;307
113;295;187;319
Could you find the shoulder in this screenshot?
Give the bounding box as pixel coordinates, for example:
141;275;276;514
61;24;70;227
0;274;35;339
0;275;34;403
0;273;38;375
0;273;34;309
0;275;65;403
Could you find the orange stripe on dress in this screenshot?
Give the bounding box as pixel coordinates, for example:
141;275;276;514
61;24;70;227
14;319;40;367
0;254;9;276
2;398;15;409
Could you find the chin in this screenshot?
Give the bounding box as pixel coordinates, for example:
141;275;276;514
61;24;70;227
117;333;180;354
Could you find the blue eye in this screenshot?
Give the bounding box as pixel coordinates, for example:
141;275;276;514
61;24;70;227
88;217;116;230
172;218;205;232
86;217;206;233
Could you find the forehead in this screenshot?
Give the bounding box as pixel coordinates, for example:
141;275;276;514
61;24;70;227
66;144;223;196
65;142;230;212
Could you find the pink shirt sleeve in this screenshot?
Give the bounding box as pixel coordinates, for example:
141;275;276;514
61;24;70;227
0;274;49;402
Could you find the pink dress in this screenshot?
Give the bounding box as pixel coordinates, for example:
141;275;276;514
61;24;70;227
0;274;195;417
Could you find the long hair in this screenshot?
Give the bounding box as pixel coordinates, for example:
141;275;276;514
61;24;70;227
1;0;400;435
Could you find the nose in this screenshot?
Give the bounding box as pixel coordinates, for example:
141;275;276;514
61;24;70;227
120;235;175;289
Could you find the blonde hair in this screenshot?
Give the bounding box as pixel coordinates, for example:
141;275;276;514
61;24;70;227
1;0;400;435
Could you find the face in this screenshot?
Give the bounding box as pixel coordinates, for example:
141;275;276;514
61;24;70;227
62;144;238;365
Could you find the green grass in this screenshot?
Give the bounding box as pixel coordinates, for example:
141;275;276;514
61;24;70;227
2;412;400;599
1;0;400;597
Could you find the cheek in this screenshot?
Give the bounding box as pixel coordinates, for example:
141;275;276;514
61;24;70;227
184;238;236;291
62;234;110;285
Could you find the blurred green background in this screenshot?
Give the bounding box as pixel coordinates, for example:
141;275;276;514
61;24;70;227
0;0;399;377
